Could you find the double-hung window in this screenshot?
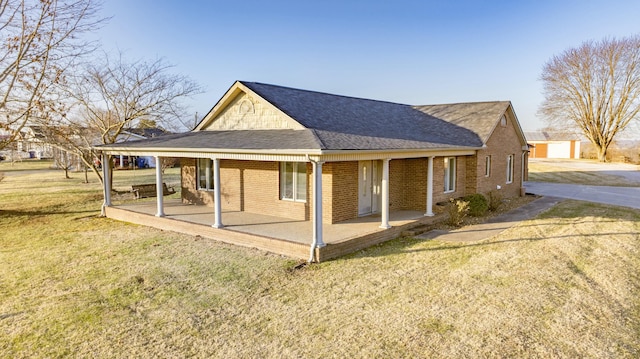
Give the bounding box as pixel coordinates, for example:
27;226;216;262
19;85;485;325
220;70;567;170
506;154;514;184
444;157;456;193
485;156;491;177
281;162;307;202
197;158;214;191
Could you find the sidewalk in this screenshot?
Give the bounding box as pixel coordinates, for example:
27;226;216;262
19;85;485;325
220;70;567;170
414;196;563;242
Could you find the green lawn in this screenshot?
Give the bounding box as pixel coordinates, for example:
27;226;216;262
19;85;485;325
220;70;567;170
1;166;640;357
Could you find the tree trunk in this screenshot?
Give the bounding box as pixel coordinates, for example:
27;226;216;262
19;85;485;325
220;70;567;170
597;145;608;162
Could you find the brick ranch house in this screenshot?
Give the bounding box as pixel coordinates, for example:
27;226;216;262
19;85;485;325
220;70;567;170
97;81;529;262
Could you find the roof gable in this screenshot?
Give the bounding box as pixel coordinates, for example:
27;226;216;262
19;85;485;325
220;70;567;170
414;101;512;145
195;82;304;131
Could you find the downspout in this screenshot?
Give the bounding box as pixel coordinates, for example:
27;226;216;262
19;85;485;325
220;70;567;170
521;150;526;196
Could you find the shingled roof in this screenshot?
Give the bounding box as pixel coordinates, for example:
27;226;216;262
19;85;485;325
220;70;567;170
414;101;511;144
524;131;580;142
99;81;515;152
99;130;324;151
241;81;489;150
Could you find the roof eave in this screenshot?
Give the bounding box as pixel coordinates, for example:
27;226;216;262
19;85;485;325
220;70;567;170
98;146;324;155
97;145;483;163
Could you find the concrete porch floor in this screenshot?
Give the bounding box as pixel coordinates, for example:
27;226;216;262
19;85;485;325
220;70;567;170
106;199;445;260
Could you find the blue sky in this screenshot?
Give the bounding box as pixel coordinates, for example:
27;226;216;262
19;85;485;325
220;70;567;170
92;0;640;130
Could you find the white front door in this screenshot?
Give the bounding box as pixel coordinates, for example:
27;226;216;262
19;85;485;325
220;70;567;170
359;160;382;215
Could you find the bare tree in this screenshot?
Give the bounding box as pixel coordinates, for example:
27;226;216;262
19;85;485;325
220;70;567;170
540;35;640;162
0;0;104;151
52;146;74;179
39;123;99;180
56;53;200;186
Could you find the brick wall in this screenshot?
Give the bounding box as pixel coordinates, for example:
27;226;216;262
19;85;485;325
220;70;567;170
431;156;467;205
181;159;308;220
389;158;428;211
322;161;358;223
386;156;467;211
181;159;215;206
471;112;525;199
180;143;522;227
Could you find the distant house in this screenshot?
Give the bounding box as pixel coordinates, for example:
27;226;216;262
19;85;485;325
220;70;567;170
525;131;581;159
17;126;54;159
97;81;529;261
113;127;170;168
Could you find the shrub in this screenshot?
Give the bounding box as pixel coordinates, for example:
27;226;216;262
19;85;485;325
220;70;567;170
488;190;502;212
463;193;488;217
447;198;469;226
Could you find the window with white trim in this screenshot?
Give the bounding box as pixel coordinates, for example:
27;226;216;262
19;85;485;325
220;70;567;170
444;157;456;193
506;154;514;184
485;156;491;177
280;162;307;202
197;158;214;190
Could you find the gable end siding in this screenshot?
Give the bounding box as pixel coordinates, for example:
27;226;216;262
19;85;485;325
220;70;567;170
204;92;302;131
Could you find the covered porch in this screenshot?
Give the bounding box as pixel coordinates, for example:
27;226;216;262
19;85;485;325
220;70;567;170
104;199;446;261
95;131;475;261
98;149;459;262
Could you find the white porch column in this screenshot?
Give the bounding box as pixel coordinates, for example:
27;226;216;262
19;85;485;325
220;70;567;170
425;156;435;216
119;155;124;168
212;158;223;228
101;153;112;216
155;156;165;217
310;161;325;262
380;158;391;229
313;161;325;247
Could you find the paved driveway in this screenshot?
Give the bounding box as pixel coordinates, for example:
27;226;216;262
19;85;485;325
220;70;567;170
526;159;640;210
524;181;640;210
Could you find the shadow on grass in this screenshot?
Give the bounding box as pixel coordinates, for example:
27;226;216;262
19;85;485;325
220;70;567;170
348;200;640;260
391;230;639;255
0;208;99;218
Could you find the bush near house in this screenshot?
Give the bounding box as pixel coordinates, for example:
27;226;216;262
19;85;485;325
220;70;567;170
488;190;503;212
447;198;469;226
463;193;489;217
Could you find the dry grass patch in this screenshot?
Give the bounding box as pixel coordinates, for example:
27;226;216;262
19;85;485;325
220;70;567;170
1;169;640;357
528;161;638;186
0;159;53;172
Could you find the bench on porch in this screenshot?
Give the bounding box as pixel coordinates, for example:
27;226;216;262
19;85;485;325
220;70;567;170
132;183;176;199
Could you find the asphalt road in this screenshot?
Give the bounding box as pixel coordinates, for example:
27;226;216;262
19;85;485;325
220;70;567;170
526;159;640;210
524;181;640;210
